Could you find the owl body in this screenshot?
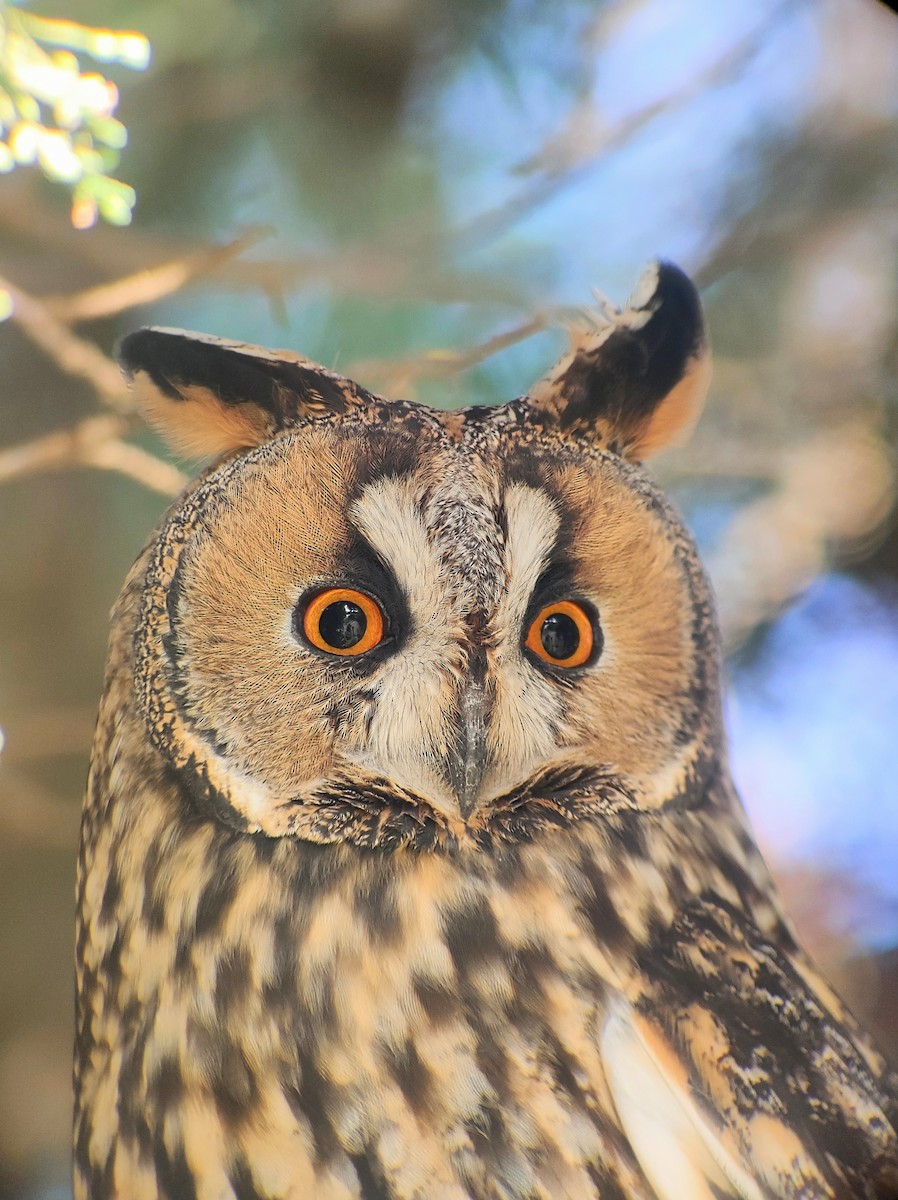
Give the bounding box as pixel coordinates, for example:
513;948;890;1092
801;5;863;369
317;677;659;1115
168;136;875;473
75;265;898;1199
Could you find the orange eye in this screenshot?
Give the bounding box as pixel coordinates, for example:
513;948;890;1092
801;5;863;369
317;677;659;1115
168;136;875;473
525;600;595;668
302;588;386;656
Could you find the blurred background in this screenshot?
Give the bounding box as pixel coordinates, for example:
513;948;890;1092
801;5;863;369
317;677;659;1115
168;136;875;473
2;0;898;1194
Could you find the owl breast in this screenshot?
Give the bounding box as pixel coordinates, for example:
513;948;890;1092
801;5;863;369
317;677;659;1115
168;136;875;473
79;714;771;1200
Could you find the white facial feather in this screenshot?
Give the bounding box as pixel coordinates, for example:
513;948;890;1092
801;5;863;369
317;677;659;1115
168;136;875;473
484;484;566;796
350;477;466;810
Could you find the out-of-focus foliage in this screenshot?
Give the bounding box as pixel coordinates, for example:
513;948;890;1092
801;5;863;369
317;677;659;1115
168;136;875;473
0;2;148;228
1;0;898;1196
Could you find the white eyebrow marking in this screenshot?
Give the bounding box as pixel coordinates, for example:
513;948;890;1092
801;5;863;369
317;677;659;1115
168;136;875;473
348;477;463;811
351;476;442;612
500;483;561;633
485;483;564;792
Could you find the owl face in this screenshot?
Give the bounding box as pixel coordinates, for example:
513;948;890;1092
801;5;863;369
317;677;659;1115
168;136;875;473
123;261;715;845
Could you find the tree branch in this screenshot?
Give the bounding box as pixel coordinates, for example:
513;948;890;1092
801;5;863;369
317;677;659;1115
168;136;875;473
0;274;130;411
46;227;272;323
0;413;185;495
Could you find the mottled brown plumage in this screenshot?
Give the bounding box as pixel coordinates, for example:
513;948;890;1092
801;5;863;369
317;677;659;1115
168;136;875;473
75;264;898;1199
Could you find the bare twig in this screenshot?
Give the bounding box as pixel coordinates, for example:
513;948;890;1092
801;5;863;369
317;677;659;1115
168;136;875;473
435;315;553;372
0;413;185;496
0;414;124;482
47;227;273;323
0;274;130;411
80;437;186;495
0;180;527;312
454;0;795;253
350;314;555;393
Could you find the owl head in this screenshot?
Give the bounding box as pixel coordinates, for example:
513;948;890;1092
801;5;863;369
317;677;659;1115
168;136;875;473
119;262;714;849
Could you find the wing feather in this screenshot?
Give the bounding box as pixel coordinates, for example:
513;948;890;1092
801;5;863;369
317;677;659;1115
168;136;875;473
602;998;764;1199
603;896;898;1199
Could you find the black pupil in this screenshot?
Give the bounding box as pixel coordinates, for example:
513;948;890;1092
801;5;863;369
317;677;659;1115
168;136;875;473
319;600;367;649
541;612;580;661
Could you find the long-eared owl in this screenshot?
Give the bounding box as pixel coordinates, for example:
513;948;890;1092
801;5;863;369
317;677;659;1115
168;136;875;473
75;263;898;1199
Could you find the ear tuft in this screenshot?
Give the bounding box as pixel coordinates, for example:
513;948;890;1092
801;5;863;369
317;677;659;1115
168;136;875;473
118;328;371;460
526;262;711;460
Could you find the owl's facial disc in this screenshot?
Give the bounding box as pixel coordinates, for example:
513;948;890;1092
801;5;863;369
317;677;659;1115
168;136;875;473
135;423;716;842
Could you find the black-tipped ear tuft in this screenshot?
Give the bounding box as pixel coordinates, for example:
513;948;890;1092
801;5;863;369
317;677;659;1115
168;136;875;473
117;328;372;459
526;261;711;460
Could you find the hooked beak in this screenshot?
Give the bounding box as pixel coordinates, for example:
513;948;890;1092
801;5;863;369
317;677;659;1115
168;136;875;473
444;679;489;818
